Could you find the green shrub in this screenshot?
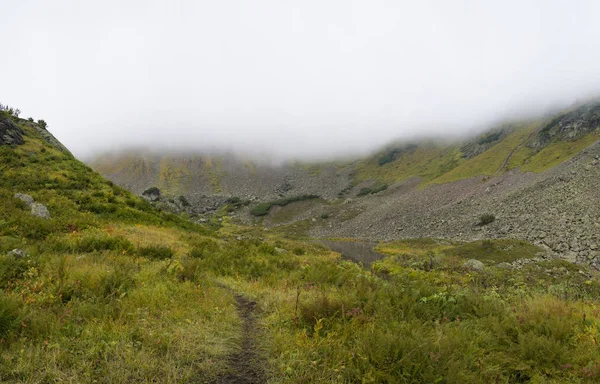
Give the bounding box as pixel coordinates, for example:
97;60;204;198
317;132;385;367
0;294;20;337
478;213;496;226
0;254;33;288
138;245;174;260
99;268;136;300
75;235;135;254
177;257;202;282
189;239;220;259
358;185;387;197
371;184;388;194
250;195;319;216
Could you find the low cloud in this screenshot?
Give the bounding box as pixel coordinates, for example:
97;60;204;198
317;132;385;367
3;0;600;160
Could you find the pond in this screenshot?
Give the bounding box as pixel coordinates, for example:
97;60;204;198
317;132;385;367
320;240;386;268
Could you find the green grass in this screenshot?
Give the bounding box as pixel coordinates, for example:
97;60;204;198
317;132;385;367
429;123;537;185
352;142;464;185
514;132;600;173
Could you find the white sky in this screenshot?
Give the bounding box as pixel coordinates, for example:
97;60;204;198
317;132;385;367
2;0;600;159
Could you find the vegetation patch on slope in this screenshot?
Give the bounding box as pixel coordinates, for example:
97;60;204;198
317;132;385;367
352;143;463;186
429;123;537;185
510;132;600;173
250;194;319;216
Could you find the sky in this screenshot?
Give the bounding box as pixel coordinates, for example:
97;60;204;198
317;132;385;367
2;0;600;160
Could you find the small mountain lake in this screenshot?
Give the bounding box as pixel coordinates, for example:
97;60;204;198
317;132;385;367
320;240;386;268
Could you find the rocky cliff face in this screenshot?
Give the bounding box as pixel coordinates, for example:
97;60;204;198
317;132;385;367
0;114;24;145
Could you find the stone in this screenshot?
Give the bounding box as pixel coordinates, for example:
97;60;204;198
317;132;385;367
142;187;161;202
496;262;512;269
7;249;27;259
463;259;485;272
31;202;51;219
14;193;34;207
0;115;24;145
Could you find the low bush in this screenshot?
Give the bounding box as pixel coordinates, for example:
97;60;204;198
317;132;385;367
77;235;134;253
478;213;496;226
0;254;34;288
250;195;319;216
0;294;20;337
358;184;387;197
137;245;174;260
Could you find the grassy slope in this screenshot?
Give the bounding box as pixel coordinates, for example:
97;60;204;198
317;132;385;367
352;143;464;186
428;123;537;185
511;132;600;172
0;116;238;382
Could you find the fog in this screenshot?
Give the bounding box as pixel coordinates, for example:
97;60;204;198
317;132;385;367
2;0;600;160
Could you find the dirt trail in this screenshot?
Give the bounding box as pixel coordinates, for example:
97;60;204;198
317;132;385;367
214;294;266;384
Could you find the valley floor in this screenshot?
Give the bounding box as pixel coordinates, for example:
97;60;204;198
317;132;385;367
3;219;600;383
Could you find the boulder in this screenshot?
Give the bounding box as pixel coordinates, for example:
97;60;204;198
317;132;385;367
14;193;34;207
496;262;512;269
142;187;161;202
0;115;24;145
463;259;485;272
31;202;51;219
7;249;27;259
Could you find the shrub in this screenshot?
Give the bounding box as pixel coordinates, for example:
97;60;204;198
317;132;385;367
177;257;202;282
0;294;20;337
0;254;33;288
189;238;220;259
357;188;372;196
143;187;160;196
250;195;319;216
371;184;388;194
75;235;135;253
321;213;330;219
138;245;174;260
178;195;190;207
99;268;136;300
478;213;496;226
37;119;47;129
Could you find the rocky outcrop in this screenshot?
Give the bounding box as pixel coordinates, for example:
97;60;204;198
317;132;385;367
530;101;600;149
14;193;51;219
142;187;161;202
0;115;24;145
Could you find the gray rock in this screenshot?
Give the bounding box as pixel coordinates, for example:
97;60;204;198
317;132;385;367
31;202;51;219
14;193;34;207
496;262;512;269
7;249;27;259
463;259;485;272
142;187;161;202
0;115;24;145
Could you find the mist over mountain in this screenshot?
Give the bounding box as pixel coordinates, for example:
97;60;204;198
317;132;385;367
3;0;600;159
